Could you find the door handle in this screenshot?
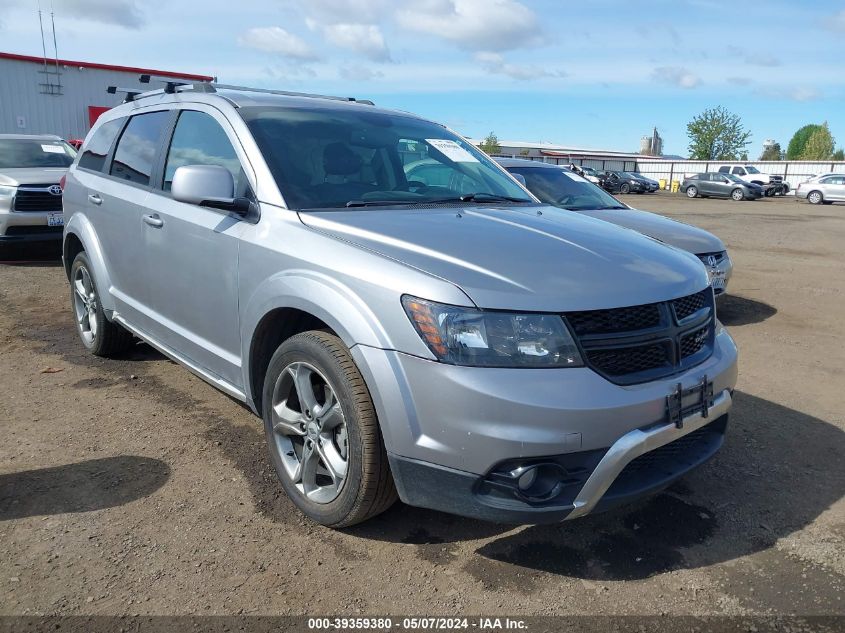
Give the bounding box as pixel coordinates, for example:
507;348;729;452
142;213;164;228
88;194;102;205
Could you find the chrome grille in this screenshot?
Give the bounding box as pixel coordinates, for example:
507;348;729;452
13;184;63;212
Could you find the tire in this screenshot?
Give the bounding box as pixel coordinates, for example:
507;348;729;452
70;252;134;357
731;188;745;201
807;190;823;205
686;185;698;198
620;183;631;194
262;331;397;527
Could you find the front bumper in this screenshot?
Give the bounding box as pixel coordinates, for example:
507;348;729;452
353;325;737;523
0;209;64;242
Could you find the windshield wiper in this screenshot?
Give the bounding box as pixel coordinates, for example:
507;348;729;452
345;199;429;207
456;193;533;203
596;205;628;210
345;193;532;208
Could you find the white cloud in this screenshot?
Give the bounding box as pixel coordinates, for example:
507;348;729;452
827;9;845;32
474;52;565;81
47;0;145;27
238;27;319;61
339;65;385;81
396;0;542;52
651;66;701;89
295;0;392;24
755;86;821;102
313;23;391;62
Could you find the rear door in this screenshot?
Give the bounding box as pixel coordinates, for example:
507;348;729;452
76;110;172;328
696;174;715;195
821;176;845;201
140;106;252;387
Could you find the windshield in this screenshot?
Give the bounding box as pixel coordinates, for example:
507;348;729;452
508;166;627;211
0;139;76;169
240;106;532;210
620;172;640;179
745;165;761;174
723;173;744;183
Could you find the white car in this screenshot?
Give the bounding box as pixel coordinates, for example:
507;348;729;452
715;164;789;194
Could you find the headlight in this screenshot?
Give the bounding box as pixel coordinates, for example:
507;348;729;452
402;296;584;368
0;185;17;198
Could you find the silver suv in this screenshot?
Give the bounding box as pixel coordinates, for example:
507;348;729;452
62;82;737;527
1;134;75;246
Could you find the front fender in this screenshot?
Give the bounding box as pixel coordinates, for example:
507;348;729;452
63;214;116;313
240;269;398;405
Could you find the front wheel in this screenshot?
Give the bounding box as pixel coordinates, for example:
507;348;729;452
70;252;134;356
262;331;397;527
731;188;745;201
686;185;698;198
807;190;823;205
620;183;631;194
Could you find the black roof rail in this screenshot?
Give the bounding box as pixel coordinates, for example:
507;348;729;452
107;85;142;102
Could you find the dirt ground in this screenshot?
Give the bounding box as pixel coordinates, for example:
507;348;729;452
1;194;843;618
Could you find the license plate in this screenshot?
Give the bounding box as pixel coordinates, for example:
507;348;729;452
708;268;726;289
47;213;64;227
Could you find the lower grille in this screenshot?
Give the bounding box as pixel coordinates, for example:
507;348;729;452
587;343;670;376
13;186;63;212
4;226;63;236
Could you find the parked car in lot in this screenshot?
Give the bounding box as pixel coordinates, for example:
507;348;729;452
497;159;733;296
568;164;601;184
716;164;789;195
796;174;845;204
0;134;75;246
599;170;647;194
632;172;660;192
62;81;737;527
683;172;763;201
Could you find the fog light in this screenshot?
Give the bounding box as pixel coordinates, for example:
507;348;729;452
513;463;567;502
517;468;538;491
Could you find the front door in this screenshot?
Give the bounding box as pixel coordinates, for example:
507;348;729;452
141;108;253;387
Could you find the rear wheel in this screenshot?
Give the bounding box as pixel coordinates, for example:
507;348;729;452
620;183;631;194
807;190;823;205
686;185;698;198
731;188;745;201
70;252;134;357
262;331;396;527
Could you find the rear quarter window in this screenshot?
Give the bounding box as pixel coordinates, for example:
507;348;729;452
78;118;124;172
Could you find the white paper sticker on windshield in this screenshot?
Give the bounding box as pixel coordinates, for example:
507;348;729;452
41;144;65;154
425;139;479;163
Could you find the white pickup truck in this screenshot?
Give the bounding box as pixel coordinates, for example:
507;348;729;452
715;164;789;195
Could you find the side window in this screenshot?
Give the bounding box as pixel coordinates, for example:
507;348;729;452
717;166;729;173
163;111;244;193
78;118;124;172
732;167;745;175
110;111;171;186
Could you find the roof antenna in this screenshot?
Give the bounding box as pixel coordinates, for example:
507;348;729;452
49;0;61;92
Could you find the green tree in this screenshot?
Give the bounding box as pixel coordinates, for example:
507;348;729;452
686;106;751;160
834;148;845;161
800;122;835;160
759;142;783;161
478;132;502;155
786;124;823;159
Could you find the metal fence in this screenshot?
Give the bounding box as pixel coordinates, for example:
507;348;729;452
492;154;845;188
634;160;845;188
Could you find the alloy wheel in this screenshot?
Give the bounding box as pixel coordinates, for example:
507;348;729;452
270;361;348;504
808;191;822;204
72;264;99;346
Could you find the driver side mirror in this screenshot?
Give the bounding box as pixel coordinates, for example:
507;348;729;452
172;165;251;216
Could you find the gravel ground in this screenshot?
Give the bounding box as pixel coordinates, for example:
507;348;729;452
1;194;843;617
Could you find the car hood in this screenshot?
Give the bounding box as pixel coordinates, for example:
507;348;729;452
574;207;725;256
0;168;67;186
299;205;708;312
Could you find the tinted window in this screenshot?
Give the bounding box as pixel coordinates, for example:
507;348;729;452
509;167;625;211
110;111;170;186
163;111;244;193
79;118;123;172
0;139;75;169
718;166;729;173
240;106;531;210
821;176;844;185
732;167;744;175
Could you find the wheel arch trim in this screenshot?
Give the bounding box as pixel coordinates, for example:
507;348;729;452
63;215;116;313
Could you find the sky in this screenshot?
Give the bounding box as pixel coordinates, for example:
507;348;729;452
0;0;843;157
